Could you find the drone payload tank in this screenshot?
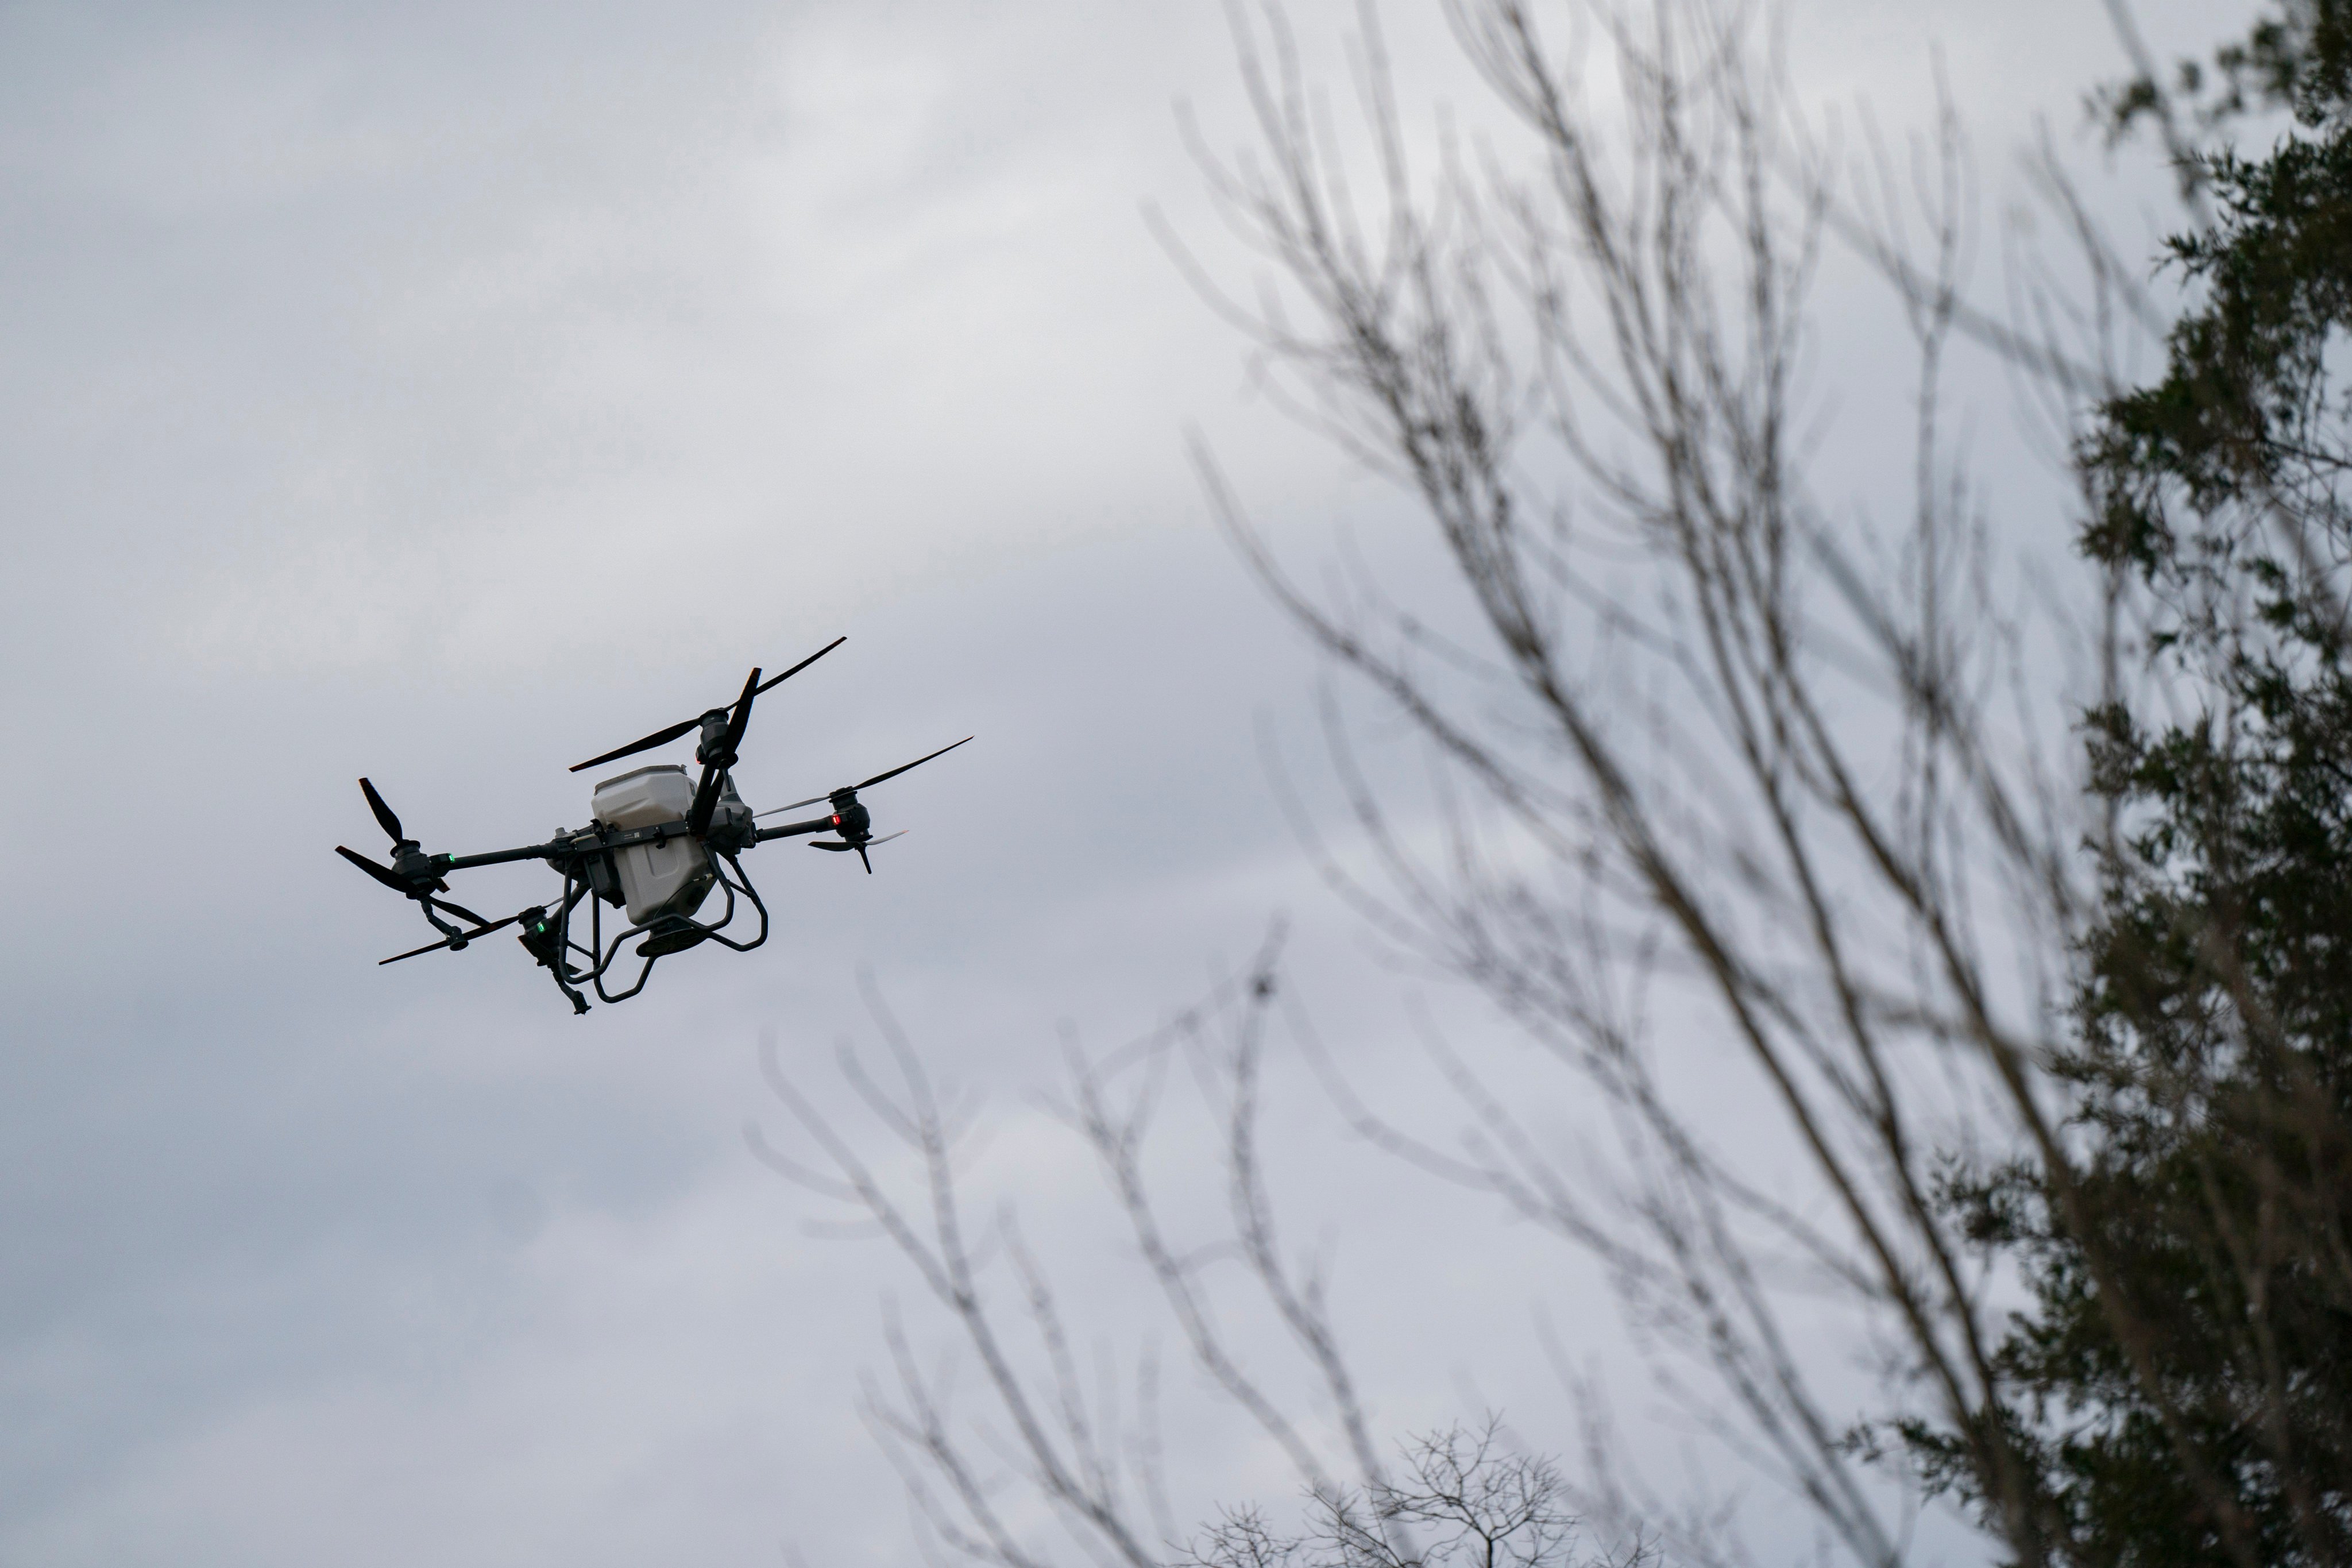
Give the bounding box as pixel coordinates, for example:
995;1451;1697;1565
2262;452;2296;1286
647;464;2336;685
591;764;716;925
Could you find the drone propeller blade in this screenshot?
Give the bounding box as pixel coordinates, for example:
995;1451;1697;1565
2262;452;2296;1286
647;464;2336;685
569;716;702;775
359;778;404;844
769;737;974;814
338;845;419;894
751;635;845;698
378;910;526;965
337;844;449;895
570;638;845;774
809;828;905;873
721;665;763;759
856;736;972;792
430;896;491;926
688;665;761;838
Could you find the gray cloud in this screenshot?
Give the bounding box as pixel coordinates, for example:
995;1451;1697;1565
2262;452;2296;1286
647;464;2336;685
0;0;2242;1562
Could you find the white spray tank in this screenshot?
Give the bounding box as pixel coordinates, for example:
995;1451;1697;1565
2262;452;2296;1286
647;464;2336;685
590;764;716;925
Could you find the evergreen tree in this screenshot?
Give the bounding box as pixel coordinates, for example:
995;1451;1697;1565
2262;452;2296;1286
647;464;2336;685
1906;6;2352;1563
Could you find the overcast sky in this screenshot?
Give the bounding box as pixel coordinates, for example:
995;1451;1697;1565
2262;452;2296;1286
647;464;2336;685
0;2;2238;1563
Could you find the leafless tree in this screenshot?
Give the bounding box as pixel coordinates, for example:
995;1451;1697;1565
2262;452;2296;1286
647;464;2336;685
755;945;1485;1566
1180;1419;1639;1568
752;963;1634;1567
1165;0;2350;1565
1158;0;2111;1560
754;1;2351;1565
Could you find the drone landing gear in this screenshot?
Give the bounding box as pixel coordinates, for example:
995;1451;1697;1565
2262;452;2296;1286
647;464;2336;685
545;967;591;1015
505;887;593;1014
555;851;768;1007
637;921;710;959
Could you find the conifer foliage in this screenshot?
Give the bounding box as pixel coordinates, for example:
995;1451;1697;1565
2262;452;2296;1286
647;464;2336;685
1906;7;2352;1564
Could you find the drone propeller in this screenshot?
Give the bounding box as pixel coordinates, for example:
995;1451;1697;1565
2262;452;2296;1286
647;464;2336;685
341;778;448;893
431;896;492;926
687;663;763;839
361;777;405;844
810;829;906;874
335;843;450;896
377;905;540;965
760;736;974;817
338;844;414;894
569;636;845;774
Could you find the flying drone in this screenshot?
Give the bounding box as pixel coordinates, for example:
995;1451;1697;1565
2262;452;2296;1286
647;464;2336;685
336;638;968;1014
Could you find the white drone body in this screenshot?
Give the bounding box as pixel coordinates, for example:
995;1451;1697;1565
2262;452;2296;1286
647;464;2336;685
589;766;718;925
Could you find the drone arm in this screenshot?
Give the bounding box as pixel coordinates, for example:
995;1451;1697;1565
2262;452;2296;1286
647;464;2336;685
436;812;727;875
432;840;570;873
754;816;837;843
